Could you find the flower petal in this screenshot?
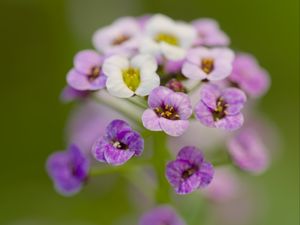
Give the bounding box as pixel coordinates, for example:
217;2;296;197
159;118;189;136
104;145;135;166
198;161;214;188
194;101;215;128
222;88;247;115
200;84;221;109
176;146;204;165
74;50;102;74
106;119;132;139
148;86;173;108
215;113;244;131
142;109;162;131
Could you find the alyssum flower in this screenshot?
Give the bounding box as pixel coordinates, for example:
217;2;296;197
142;86;192;136
103;54;160;98
195;84;247;131
166;146;214;194
92;120;144;165
66;50;106;91
46;145;90;196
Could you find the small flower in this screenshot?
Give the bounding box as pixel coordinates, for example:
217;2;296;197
165;79;187;93
166;146;214;194
140;14;197;60
60;85;90;103
142;86;192;136
139;205;186;225
163;59;184;74
227;126;269;174
46;145;89;196
182;47;234;81
228;53;270;98
192;18;230;47
195;84;246;131
92;17;141;55
92;120;144;166
103;54;160;98
66;50;106;91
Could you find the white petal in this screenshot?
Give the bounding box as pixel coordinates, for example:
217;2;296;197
175;22;197;48
135;72;160;96
106;76;133;98
145;14;175;37
102;55;129;77
131;54;158;72
160;42;186;60
139;38;161;56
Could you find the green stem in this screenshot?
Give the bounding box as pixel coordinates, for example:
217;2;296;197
188;80;202;94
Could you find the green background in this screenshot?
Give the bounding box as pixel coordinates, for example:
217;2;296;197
0;0;298;224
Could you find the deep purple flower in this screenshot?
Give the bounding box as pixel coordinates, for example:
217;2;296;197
60;85;90;102
46;145;89;196
227;126;269;173
142;87;192;136
192;18;230;47
228;53;270;98
195;84;247;131
67;50;106;91
92;120;144;166
139;205;186;225
166;146;214;195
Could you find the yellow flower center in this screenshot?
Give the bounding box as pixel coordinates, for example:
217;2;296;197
154;104;180;120
201;58;214;74
122;68;141;92
88;67;101;81
212;97;228;121
112;34;130;46
155;33;179;46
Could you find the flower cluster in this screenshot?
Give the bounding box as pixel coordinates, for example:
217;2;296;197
47;14;273;224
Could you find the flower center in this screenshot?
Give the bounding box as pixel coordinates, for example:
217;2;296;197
212;97;228;121
122;68;141;92
155;33;178;46
112;141;128;150
201;58;214;74
181;166;198;180
154;104;180;120
112;34;130;45
88;66;101;81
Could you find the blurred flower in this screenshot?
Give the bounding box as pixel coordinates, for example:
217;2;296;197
139;205;186;225
192;18;230;46
182;47;234;81
195;84;247;131
163;59;184;74
227;125;269;173
92;120;144;166
165;79;187;93
166;146;214;194
228;53;270;98
66;50;106;91
142;86;192;136
92;17;141;55
140;14;197;60
60;85;90;102
103;54;160;98
46;144;89;196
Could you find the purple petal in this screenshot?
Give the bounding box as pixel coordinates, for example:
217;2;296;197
215;113;244;131
222;88;247;115
118;131;144;156
200;84;221;109
194;101;215;128
104;145;135;166
142;109;162;131
148;86;173;108
74;50;103;74
91;138;108;162
164;92;192;119
197;161;214;188
182;61;206;80
159;118;189;137
176;146;204;165
106;119;132;139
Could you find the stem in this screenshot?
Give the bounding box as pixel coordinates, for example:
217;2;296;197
188;80;202;94
152;132;172;203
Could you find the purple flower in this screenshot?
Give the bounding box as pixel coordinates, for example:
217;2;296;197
60;85;90;102
227;126;269;173
46;145;90;196
192;18;230;47
139;205;186;225
165;79;187;93
195;84;246;131
182;47;234;81
142;87;192;136
166;146;214;195
92;120;144;166
66;50;106;91
228;53;270;98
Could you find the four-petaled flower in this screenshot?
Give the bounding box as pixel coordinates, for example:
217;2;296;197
46;144;90;196
103;54;160;98
195;84;247;131
139;205;186;225
142;86;192;136
67;50;106;91
92;120;144;165
140;14;197;60
166;146;214;195
182;47;234;81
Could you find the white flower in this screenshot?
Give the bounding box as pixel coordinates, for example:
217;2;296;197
139;14;197;61
103;54;160;98
92;17;141;55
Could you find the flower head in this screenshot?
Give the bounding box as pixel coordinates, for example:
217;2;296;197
227;126;269;173
66;50;106;91
165;79;187;93
228;53;270;98
195;84;246;131
182;47;234;81
192;19;230;46
92;17;141;55
92;120;144;166
142;86;192;136
140;14;197;60
103;54;160;98
46;145;90;196
139;205;186;225
166;146;214;194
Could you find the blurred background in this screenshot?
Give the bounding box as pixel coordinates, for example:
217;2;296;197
0;0;298;224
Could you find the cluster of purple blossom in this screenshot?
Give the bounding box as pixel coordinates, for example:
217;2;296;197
47;14;271;224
